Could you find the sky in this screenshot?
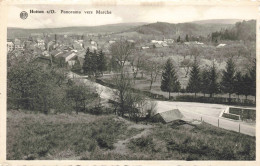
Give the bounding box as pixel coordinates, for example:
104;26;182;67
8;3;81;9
7;4;258;28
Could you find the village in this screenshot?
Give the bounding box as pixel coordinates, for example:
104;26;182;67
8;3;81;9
7;31;232;75
6;19;256;160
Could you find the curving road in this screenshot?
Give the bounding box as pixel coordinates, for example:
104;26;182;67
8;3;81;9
68;72;256;137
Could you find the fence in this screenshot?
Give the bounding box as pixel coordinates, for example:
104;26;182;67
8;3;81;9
182;110;256;137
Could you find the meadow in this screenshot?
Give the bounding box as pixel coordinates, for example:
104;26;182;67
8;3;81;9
7;109;255;160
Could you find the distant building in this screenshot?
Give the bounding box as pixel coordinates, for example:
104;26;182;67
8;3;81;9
47;41;56;51
154;43;163;48
141;46;150;50
7;41;14;52
42;50;50;57
78;40;84;43
59;51;77;62
127;40;135;43
217;43;226;48
109;40;116;44
36;39;45;47
91;41;97;46
14;38;24;50
83;44;97;51
73;42;83;50
50;50;63;57
195;41;204;45
162;43;169;47
164;39;174;44
151;40;164;44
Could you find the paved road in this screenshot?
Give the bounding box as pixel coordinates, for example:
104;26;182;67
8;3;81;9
156;101;255;136
68;72;256;137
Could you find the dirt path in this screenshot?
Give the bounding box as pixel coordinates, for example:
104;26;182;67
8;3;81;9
111;122;153;155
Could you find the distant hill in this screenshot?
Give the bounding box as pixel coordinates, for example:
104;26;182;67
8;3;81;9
7;22;147;39
8;19;255;40
130;21;233;37
191;19;243;25
211;20;256;41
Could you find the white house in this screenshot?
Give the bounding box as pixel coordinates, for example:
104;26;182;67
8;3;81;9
7;41;14;52
14;38;23;50
109;40;116;44
164;39;174;44
217;43;226;48
36;39;45;47
151;40;164;44
141;46;150;50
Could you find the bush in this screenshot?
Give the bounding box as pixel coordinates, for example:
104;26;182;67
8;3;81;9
128;136;156;152
96;134;114;149
229;107;256;121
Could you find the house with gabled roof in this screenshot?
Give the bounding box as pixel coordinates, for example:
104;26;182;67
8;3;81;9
152;109;184;123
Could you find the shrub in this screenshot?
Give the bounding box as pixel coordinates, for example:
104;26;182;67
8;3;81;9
229;107;256;121
128;136;156;152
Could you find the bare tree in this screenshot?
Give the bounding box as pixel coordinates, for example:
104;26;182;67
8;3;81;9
146;100;157;118
113;72;147;122
110;40;134;72
143;58;162;90
180;58;192;77
113;72;133;117
129;53;145;83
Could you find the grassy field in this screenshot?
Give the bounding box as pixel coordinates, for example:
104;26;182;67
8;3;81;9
7;110;255;160
101;73;255;101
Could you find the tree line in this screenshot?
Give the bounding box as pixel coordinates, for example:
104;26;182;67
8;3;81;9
7;53;100;114
160;57;256;102
82;47;107;76
211;20;256;42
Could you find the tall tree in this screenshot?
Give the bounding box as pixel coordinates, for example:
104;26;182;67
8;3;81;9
113;72;133;117
143;58;161;90
186;59;201;97
234;71;243;99
66;83;92;114
201;68;210;97
110;40;134;72
129;53;145;83
177;36;181;42
208;62;219;97
185;34;189;42
90;50;98;76
241;73;251;100
249;59;256;101
221;58;236;102
82;47;91;75
161;58;180;99
97;50;107;76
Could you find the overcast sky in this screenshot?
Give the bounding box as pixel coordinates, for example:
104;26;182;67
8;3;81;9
7;4;258;28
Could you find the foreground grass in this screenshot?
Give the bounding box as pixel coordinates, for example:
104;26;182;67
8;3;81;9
7;110;255;160
127;122;256;160
7;110;141;160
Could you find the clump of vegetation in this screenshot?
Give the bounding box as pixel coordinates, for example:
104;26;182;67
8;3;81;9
7;112;142;160
7;54;100;114
127;122;255;160
128;136;155;152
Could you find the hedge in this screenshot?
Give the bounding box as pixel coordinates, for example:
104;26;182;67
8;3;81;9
229;107;256;120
